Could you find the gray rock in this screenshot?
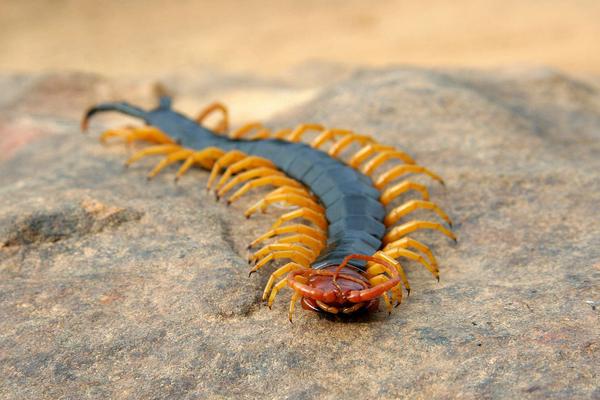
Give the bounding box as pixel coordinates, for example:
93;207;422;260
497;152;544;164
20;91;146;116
0;67;599;399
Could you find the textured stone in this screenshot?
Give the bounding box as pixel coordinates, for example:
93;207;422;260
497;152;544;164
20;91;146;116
0;67;599;399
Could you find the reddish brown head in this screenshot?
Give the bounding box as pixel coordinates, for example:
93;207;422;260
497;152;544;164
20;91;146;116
287;254;401;315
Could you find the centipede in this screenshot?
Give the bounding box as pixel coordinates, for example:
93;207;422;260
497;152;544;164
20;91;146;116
81;96;456;321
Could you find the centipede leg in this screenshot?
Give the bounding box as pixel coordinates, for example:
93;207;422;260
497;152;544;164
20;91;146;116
249;250;312;275
384;237;439;271
383;220;457;244
271;207;328;231
207;150;247;189
375;165;444;189
385;200;453;227
380;181;430;205
250;244;316;265
125;144;182;166
100;126;174;145
262;262;306;301
195;101;229;133
216;156;275;191
227;176;303;204
175;147;226;180
147;149;193;178
217;167;284;197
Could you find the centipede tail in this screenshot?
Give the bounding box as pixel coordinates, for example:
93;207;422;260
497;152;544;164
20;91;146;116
83;97;455;320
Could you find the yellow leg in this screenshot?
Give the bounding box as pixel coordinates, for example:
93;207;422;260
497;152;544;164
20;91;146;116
268;274;308;309
265;186;316;201
227;176;303;204
216;156;275;190
328;134;375;157
249;251;312;275
230;122;266;139
250;225;327;247
100;126;174;145
310;129;352;149
207;150;247;189
147;149;193;178
371;251;411;294
195;102;229;133
361;150;416;175
348;144;394;168
244;192;324;217
262;262;306;301
382;246;438;280
369;275;394;312
251;129;271;139
289;291;301;322
288;123;324;142
380;181;430;205
383;237;439;270
250;243;316;264
268;278;288;308
216;167;283;197
274;234;325;254
383;220;457;244
273;129;292;139
385;200;452;227
175;147;226;180
375;165;444;189
125;144;182;166
271;208;328;231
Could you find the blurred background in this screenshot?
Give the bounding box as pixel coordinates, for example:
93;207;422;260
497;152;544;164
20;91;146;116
2;0;600;77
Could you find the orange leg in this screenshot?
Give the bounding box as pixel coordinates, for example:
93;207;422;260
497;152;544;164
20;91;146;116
274;234;325;254
328;134;375;157
226;176;303;204
380;181;430;205
288;123;325;142
273;128;292;139
175;147;226;180
310;129;353;149
385;199;452;227
244;192;324;217
100;126;174;145
375;165;444;189
382;246;438;279
268;274;308;309
216;167;284;197
195;102;229;133
262;262;307;301
250;243;316;264
249;225;327;247
147;149;193;178
368;275;394;312
216;156;275;190
383;237;439;271
249;250;312;275
230;122;269;139
367;251;410;294
271;207;328;231
125;144;182;166
383;220;457;244
348;144;394;168
361;149;416;175
207;150;247;189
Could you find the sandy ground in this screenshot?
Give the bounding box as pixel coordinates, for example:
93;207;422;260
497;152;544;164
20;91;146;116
1;0;600;77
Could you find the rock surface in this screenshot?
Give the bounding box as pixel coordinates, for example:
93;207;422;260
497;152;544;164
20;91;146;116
0;67;599;399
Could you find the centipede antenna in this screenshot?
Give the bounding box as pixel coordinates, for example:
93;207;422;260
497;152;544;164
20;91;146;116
81;102;149;132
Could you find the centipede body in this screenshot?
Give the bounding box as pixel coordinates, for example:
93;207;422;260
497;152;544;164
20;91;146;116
82;96;456;320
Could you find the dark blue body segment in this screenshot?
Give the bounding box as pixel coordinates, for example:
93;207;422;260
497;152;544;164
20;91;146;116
87;99;386;269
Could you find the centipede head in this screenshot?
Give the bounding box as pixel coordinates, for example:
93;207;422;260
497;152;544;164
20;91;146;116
299;266;379;315
287;254;401;316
